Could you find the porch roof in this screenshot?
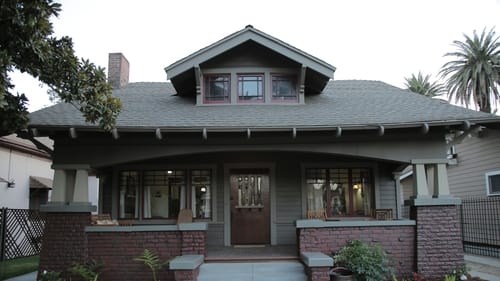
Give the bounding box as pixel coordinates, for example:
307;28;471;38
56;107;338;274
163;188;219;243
28;80;500;133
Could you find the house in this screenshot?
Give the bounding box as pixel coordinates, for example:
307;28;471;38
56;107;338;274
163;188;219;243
447;127;500;197
27;26;500;281
0;134;53;209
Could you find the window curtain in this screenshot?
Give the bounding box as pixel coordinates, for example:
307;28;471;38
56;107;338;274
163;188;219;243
308;183;325;210
143;186;151;218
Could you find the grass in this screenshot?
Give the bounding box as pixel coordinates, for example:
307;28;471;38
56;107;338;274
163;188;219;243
0;255;39;280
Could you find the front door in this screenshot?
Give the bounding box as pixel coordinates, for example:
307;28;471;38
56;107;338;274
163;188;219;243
230;170;270;245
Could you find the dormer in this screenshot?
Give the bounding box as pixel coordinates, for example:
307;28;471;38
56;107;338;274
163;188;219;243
164;25;336;105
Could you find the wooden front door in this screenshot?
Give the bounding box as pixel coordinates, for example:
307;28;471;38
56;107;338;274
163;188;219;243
230;170;270;245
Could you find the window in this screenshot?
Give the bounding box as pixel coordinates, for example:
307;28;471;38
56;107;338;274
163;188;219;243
119;171;139;219
118;169;212;220
191;170;212;219
486;171;500;196
143;170;186;219
204;75;230;103
306;168;373;217
272;75;297;102
238;74;264;102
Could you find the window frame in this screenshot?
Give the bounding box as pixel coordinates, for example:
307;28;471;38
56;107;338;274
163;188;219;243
485;170;500;196
237;73;265;103
117;168;214;221
304;167;374;218
271;74;298;103
203;74;231;104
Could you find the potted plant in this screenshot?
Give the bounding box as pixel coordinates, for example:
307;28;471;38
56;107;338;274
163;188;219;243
333;240;393;281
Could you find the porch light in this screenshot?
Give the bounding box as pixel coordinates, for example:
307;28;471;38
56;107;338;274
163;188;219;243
200;186;207;192
167;170;173;174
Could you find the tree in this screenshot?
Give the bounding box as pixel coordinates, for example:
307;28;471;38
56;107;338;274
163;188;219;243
404;71;444;97
440;27;500;113
0;0;122;136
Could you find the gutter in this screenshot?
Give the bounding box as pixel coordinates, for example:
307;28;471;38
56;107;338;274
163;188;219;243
16;131;53;158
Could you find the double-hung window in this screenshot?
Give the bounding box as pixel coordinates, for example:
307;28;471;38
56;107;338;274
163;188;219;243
204;74;230;103
486;171;500;196
238;74;264;102
272;75;297;102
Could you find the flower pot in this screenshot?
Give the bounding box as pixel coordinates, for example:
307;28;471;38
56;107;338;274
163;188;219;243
329;267;354;281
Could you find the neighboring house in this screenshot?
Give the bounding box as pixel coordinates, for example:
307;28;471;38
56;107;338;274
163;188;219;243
447;128;500;197
399;127;500;200
27;26;500;281
0;134;53;209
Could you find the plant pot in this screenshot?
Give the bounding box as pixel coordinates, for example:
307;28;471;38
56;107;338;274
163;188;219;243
329;267;354;281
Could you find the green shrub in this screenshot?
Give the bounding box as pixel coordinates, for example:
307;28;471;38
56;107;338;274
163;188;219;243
334;240;393;281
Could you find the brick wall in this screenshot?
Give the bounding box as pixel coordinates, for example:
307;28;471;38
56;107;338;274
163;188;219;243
87;231;180;281
181;231;206;255
39;211;207;281
305;267;330;281
413;205;464;279
38;213;90;279
298;225;416;276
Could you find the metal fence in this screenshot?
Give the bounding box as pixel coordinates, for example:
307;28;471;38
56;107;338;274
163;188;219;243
0;208;46;261
459;196;500;258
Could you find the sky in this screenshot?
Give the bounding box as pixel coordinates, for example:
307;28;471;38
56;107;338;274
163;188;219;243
11;0;500;112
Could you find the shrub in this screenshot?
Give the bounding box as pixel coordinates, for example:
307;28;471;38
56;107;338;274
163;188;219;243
334;240;393;281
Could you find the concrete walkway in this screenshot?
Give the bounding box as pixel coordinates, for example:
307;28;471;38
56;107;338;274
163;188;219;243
466;254;500;281
5;255;500;281
3;271;37;281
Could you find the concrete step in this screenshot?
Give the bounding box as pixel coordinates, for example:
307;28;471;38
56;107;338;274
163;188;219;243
197;261;307;281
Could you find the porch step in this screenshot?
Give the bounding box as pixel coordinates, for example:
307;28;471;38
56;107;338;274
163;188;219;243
197;261;307;281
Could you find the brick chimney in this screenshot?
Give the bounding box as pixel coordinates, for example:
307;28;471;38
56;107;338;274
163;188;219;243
108;53;129;89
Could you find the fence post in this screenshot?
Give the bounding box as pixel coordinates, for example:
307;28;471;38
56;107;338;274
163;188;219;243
0;208;7;262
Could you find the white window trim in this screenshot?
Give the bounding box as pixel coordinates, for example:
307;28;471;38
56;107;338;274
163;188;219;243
485;170;500;196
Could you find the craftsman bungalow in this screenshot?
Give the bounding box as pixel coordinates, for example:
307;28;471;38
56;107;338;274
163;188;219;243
28;26;500;281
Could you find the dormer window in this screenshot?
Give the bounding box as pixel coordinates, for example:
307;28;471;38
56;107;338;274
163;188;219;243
204;74;230;103
238;74;264;103
272;75;297;102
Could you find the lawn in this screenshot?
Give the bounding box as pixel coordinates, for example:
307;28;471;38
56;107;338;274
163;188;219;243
0;255;39;280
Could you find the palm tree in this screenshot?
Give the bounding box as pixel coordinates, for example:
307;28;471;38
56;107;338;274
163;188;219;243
404;72;444;97
440;28;500;113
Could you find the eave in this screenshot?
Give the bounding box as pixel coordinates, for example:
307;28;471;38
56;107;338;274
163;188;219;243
27;118;500;140
164;25;336;81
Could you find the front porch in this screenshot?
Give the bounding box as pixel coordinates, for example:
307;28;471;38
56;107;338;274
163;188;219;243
38;146;464;280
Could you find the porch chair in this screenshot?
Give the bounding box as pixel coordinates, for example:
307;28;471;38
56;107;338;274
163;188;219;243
307;209;327;220
374;209;393;220
177;208;193;224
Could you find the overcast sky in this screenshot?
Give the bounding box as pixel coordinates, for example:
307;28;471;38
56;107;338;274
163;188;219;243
11;0;500;112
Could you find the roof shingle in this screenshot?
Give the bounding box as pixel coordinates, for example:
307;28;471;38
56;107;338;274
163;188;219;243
28;80;500;130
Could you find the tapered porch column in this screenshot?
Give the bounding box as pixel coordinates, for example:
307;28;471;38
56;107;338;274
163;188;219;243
50;169;67;203
38;164;95;280
407;159;463;279
411;161;431;199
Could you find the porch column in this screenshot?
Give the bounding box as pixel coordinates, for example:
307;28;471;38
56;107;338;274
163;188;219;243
407;159;463;279
411;161;430;199
50;169;67;203
38;165;95;280
433;163;451;198
393;172;403;219
73;169;89;203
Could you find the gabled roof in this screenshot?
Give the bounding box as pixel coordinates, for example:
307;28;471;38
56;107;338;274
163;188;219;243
164;25;336;80
28;80;500;133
